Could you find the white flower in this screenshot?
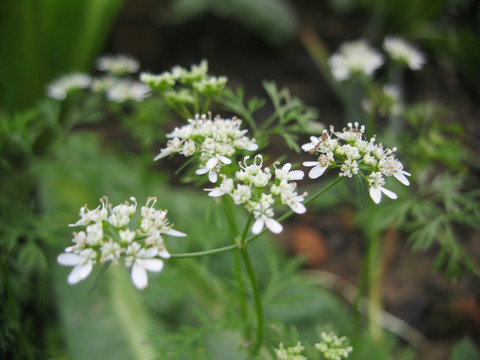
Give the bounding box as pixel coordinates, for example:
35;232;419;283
60;196;186;289
119;229;136;243
383;36;426;70
96;54;140;76
86;223;104;245
106;79;150;103
47;73;91;100
125;243;164;290
328;40;384;81
301;135;322;152
393;168;411;186
231;184;252;205
303;124;410;204
205;177;235;197
140;71;176;92
109;200;137;228
303;152;334;179
154;114;257;180
91;76;117;93
279;185;307;214
274;162;304;182
339;158;359;178
57;249;97;284
249;194;283;234
367;172;397;204
195;154;232;183
100;240;122;264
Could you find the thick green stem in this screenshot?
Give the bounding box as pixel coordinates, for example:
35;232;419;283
239;246;264;355
222;197;250;339
362;232;384;342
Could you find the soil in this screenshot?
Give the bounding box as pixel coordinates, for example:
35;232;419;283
106;1;480;359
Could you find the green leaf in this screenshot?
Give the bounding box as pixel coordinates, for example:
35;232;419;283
451;337;480;360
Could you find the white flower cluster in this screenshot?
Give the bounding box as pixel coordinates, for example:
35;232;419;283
96;54;140;76
47;73;92;100
103;79;151;103
315;332;353;360
328;40;384;81
93;54;150;103
383;36;426;70
274;342;306;360
205;155;306;235
47;54;150;103
154;113;258;183
302;122;410;204
57;197;186;289
140;60;227;97
329;37;425;82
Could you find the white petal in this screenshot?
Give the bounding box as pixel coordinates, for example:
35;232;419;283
301;143;315;152
206;157;218;170
393;171;410;186
67;263;93;284
158;248;171;258
131;263;148;289
369;186;382;204
57;253;82;266
265;218;283;234
143;247;158;258
219;156;232;165
153;148;172;161
381;187;398;200
288;170;304;181
165;228;187;237
303;161;319;167
282;163;292;172
251;218;264;234
195;167;209;175
208;170;218;183
141;258;164;272
245;142;258;151
309;165;327;179
291;202;307;214
206;189;224;197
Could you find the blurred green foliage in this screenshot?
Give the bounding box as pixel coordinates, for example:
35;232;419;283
162;0;298;45
0;0;125;112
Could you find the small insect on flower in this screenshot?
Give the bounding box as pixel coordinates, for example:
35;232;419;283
303;123;410;204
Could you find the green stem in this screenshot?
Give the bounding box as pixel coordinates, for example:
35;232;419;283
193;90;200;115
201;96;212;114
222;197;250;339
367;233;384;342
239;246;264;355
222;196;241;238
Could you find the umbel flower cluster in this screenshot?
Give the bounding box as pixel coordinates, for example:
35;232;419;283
140;59;227;98
302;122;410;204
205;155;306;234
47;54;150;103
274;332;352;360
328;37;425;82
154;113;258;183
57;197;186;289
